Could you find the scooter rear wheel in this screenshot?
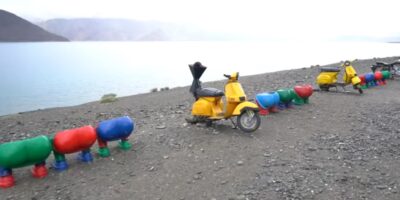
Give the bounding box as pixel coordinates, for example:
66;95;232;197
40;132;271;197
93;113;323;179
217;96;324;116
319;85;329;91
237;110;261;133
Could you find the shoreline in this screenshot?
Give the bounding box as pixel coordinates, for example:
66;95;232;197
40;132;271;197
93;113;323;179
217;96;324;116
1;55;398;118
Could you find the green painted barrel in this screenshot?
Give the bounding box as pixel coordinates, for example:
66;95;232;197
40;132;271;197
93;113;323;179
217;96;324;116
0;135;52;169
276;89;296;103
381;70;391;79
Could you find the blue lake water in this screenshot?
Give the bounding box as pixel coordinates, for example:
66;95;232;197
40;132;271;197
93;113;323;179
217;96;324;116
0;41;399;116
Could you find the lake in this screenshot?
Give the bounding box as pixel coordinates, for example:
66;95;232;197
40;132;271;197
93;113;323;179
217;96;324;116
0;41;399;116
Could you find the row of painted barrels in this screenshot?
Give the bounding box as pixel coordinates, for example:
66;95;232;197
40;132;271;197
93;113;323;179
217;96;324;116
359;70;391;88
255;84;313;115
0;116;134;188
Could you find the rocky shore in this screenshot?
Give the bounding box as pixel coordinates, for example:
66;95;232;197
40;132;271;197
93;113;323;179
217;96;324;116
1;56;400;200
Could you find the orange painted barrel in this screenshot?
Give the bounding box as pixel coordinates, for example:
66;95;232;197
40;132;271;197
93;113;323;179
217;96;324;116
53;126;97;154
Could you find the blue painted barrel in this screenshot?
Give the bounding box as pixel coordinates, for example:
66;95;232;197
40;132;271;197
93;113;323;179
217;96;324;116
365;73;375;82
96;116;134;141
255;92;280;109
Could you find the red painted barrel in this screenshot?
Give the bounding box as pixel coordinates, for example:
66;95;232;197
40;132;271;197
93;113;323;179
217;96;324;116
374;71;383;81
293;84;313;98
359;74;366;84
53;126;97;154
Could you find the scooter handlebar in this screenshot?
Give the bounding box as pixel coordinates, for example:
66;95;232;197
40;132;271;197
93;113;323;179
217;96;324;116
224;74;231;79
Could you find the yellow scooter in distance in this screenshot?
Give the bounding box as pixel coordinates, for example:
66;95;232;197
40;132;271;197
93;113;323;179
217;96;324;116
316;60;363;94
186;62;261;133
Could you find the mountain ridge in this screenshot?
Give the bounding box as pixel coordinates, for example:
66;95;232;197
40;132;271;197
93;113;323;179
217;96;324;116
0;10;68;42
38;18;234;41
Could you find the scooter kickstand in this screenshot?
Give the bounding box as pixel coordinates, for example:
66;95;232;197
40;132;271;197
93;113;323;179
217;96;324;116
230;118;238;129
341;86;348;92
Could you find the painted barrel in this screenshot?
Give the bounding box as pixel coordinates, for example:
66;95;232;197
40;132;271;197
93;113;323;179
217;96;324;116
293;85;313;98
381;70;391;79
374;71;383;81
359;74;366;84
0;136;52;169
97;116;134;141
53;126;97;154
365;73;375;83
276;89;296;103
255;92;280;109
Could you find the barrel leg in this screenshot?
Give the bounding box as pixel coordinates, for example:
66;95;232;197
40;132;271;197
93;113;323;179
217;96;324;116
77;149;93;163
119;137;132;150
256;101;269;116
278;102;286;110
269;106;279;113
293;96;305;105
97;138;110;157
31;161;48;179
52;151;68;171
0;167;14;188
360;83;368;89
296;98;305;105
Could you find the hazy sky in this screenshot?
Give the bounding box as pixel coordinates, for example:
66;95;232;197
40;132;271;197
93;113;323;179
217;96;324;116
2;0;399;41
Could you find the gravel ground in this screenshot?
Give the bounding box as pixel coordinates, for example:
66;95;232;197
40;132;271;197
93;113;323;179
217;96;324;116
1;56;400;200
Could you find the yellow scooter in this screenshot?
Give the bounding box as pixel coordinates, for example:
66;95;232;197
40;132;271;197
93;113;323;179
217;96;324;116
316;60;363;94
186;62;261;133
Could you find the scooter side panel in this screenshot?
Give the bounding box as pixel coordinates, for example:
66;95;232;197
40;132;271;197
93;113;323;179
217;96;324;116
191;98;214;116
316;73;338;85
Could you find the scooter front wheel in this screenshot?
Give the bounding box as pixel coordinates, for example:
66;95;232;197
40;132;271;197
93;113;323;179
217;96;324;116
353;84;363;94
237;110;261;133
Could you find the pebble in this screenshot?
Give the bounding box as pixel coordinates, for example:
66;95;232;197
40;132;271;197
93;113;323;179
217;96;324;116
308;147;317;151
193;174;201;180
237;161;244;166
376;185;388;190
156;125;166;129
163;155;169;159
221;180;228;185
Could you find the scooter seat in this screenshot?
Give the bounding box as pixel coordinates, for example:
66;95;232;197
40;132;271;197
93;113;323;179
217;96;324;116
320;67;340;72
196;88;224;97
376;62;390;66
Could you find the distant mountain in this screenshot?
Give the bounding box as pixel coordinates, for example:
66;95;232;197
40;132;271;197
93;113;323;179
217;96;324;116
0;10;68;42
38;18;231;41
